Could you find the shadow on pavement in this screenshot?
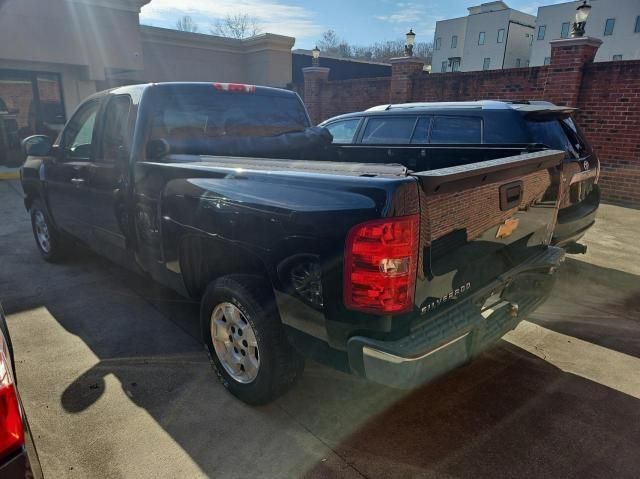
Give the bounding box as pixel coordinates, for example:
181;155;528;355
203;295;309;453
299;341;640;479
529;257;640;358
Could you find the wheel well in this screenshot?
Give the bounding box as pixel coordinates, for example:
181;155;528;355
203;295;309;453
179;235;273;300
22;185;39;211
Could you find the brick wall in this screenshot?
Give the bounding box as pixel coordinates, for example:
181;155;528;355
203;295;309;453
411;67;548;102
303;38;640;206
304;74;391;123
575;61;640;206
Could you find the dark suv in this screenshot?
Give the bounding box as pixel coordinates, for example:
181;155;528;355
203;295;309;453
319;100;599;250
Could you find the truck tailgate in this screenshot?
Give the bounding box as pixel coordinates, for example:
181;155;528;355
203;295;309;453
411;149;565;315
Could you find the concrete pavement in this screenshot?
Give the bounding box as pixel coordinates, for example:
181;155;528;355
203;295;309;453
1;179;639;478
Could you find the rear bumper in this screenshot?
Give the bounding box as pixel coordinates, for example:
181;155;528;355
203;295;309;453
346;246;564;389
552;184;600;247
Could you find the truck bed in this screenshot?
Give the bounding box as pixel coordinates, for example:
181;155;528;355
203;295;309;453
148;154;409;177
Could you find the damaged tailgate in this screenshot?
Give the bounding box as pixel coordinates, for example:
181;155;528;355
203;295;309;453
411;149;566;315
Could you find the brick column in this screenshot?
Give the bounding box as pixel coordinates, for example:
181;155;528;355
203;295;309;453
544;37;602;107
389;57;425;104
302;66;330;124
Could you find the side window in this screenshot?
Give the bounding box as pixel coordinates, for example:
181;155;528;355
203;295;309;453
325;118;360;144
100;95;132;162
61;100;100;161
430;116;482;144
361;117;417;144
410;117;431;144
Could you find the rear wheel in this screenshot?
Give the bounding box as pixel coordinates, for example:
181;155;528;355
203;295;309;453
30;200;65;262
201;275;304;405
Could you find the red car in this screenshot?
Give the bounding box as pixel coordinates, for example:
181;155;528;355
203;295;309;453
0;303;44;478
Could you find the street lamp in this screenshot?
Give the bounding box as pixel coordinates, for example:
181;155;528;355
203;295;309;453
312;45;320;66
571;0;592;38
404;29;416;57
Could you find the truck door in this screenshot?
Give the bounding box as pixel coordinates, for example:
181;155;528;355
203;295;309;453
86;94;133;256
45;98;101;242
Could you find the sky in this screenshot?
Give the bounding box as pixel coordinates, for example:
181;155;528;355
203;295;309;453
140;0;568;49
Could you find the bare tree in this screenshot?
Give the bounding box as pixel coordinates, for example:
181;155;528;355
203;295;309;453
176;15;198;33
318;32;433;65
211;14;262;39
318;29;340;52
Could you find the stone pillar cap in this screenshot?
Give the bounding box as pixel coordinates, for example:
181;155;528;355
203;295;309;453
389;56;425;64
549;37;603;48
302;67;331;73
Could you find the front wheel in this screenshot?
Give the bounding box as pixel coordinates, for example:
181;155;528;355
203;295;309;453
201;275;304;405
30;200;66;262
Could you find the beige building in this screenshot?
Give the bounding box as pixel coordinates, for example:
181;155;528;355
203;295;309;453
0;0;294;166
530;0;640;66
431;1;536;73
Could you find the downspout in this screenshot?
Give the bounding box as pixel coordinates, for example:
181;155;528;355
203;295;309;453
502;20;512;69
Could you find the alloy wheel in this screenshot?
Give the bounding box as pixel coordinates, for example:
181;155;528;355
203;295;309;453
210;302;260;383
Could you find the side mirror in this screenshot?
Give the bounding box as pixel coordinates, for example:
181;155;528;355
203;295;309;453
21;135;53;157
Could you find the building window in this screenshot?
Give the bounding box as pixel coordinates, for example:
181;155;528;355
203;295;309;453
604;18;615;36
544;56;551;65
537;25;546;40
451;58;461;72
525;60;530;67
435;37;442;50
497;29;505;43
441;60;447;73
451;35;458;48
612;54;623;61
635;15;640;33
515;58;521;67
483;57;491;70
561;22;570;38
478;32;486;45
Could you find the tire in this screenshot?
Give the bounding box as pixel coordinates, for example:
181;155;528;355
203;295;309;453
201;275;304;405
30;200;65;262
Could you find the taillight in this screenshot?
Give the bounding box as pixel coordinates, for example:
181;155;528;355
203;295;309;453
0;336;23;460
344;215;419;315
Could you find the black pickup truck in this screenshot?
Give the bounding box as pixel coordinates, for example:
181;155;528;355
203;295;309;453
20;83;565;405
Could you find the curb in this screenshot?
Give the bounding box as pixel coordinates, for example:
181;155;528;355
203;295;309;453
0;171;20;180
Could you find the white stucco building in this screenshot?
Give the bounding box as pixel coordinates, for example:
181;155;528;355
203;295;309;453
530;0;640;66
431;1;536;73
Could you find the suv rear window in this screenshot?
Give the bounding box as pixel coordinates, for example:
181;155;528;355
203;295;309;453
361;117;416;144
526;119;586;158
430;116;482;143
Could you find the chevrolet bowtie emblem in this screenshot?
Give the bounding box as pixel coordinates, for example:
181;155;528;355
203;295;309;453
496;218;519;239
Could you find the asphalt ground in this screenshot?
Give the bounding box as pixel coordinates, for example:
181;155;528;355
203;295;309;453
1;179;639;478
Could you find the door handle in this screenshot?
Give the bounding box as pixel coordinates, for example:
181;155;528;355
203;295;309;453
71;178;85;186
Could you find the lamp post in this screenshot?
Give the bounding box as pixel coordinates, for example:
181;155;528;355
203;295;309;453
312;45;321;66
570;0;592;38
404;29;416;57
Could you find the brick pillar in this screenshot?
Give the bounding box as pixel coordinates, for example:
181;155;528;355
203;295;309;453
389;57;425;104
544;37;602;107
302;66;330;124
